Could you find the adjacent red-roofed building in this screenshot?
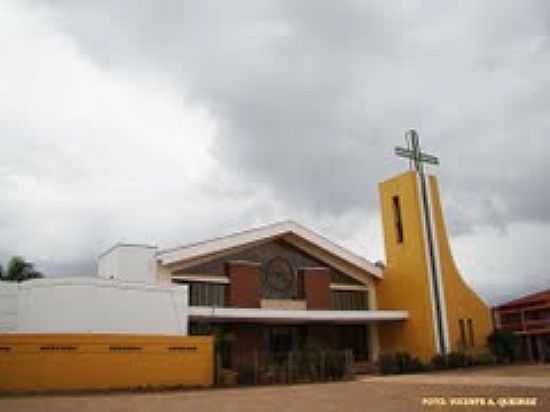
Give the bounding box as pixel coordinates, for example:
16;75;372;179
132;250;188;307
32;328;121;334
494;289;550;362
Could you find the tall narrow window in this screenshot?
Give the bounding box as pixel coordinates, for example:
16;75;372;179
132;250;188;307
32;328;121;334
459;319;466;348
392;195;404;243
467;319;475;347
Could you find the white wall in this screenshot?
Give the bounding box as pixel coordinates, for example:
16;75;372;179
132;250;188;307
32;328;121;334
97;244;158;284
1;278;188;335
0;283;18;332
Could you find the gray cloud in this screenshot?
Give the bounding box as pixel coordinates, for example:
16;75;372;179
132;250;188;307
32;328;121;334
50;0;550;226
1;0;549;304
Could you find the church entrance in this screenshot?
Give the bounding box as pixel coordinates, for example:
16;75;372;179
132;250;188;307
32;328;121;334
338;325;369;361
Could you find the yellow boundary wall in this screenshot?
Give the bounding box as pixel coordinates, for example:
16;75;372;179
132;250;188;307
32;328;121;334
0;334;213;392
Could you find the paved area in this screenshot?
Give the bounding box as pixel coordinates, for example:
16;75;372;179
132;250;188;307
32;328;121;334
1;364;549;412
362;363;550;388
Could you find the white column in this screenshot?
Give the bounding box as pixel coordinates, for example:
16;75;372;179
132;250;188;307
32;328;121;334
171;284;189;335
369;323;380;362
368;284;380;362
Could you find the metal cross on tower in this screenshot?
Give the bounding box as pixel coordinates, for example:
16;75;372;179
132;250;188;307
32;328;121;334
394;129;439;174
394;129;448;355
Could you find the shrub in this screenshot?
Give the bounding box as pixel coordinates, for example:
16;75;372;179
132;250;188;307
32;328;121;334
379;352;426;374
431;351;471;369
487;330;521;363
381;350;497;375
324;350;349;380
379;353;400;375
447;351;467;368
471;352;497;366
397;352;426;373
431;354;447;370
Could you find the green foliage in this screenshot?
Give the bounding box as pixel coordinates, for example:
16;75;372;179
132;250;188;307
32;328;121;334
487;329;521;362
430;353;446;370
381;350;497;375
324;350;350;380
470;352;497;366
0;256;43;283
379;353;400;374
431;351;471;369
233;349;352;385
447;351;468;368
379;352;426;375
432;350;497;370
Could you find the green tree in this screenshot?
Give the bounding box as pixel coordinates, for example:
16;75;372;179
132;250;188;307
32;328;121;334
487;329;521;363
0;256;43;282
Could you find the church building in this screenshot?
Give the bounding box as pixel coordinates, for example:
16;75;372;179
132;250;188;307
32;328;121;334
94;134;492;365
1;133;494;370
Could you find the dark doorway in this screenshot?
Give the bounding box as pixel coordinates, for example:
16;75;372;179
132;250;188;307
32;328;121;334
530;335;540;361
542;336;550;362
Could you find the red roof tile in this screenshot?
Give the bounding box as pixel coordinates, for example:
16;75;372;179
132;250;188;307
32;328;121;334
497;289;550;310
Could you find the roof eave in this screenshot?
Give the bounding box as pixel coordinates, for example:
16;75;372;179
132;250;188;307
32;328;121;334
156;220;383;279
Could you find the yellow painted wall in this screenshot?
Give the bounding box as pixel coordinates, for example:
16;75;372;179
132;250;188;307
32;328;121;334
376;171;438;361
376;171;492;361
428;176;493;353
0;334;213;392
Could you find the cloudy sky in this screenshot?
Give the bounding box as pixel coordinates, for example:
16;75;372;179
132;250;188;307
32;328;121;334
1;0;548;305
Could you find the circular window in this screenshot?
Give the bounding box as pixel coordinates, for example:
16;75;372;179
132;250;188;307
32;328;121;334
265;257;294;293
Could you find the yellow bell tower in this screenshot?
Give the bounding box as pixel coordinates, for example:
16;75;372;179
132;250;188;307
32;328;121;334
376;131;493;362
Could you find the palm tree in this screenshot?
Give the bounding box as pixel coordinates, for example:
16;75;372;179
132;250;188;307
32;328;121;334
0;256;43;282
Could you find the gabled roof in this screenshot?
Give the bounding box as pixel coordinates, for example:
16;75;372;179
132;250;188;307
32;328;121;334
156;220;383;279
497;289;550;310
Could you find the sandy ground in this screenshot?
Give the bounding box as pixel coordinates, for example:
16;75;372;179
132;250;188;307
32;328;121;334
1;364;549;412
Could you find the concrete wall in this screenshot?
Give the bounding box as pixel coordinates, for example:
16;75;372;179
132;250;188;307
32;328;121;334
0;334;213;392
97;244;158;284
0;283;18;333
0;278;188;335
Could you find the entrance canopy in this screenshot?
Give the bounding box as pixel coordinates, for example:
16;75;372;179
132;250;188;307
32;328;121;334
189;306;408;324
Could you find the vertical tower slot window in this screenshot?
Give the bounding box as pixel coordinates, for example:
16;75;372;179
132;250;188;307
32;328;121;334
459;319;466;348
467;318;475;347
392;195;404;243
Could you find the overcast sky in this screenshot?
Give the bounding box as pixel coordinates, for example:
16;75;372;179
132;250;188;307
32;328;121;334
1;0;548;305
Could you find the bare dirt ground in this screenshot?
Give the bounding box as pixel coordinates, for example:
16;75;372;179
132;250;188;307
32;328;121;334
1;364;549;412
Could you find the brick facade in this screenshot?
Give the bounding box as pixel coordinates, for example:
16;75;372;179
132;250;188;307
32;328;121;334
302;267;331;310
226;261;261;308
